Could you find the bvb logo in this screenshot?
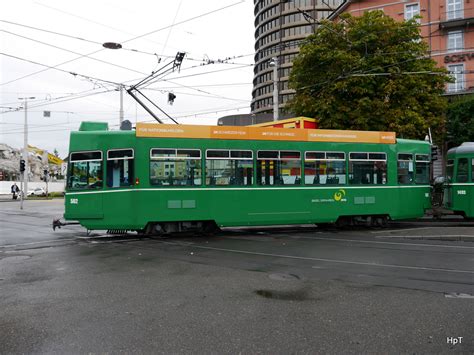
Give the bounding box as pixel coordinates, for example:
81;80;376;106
334;189;346;202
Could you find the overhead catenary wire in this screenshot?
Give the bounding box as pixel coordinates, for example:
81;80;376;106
0;82;252;115
0;52;121;87
0;0;247;87
1;13;254;93
1;54;252;125
1;2;252;125
0;51;252;113
1;2;252;137
2;54;441;120
0;20;254;102
0;88;104;111
151;82;252;89
1;35;448;116
0;87;116;115
1;8;465;91
0;82;252;108
0;18;255;65
0;29;148;76
144;87;251;102
120;55;253;89
159;0;183;59
0;50;252;88
1;103;250;135
149;64;253;83
296;56;449;94
0;19;162;57
32;0;187;53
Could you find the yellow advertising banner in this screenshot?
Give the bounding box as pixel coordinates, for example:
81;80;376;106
136;123;210;139
210;127;250;139
48;155;64;165
307;130;396;144
248;127;308;141
135;123;396;144
378;132;397;144
27;145;64;165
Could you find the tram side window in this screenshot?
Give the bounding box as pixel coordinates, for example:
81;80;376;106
257;151;301;185
457;158;469;183
472;159;474;182
304;151;346;185
415;154;430;184
150;149;201;186
397;153;414;184
205;150;253;186
349;152;387;185
106;149;134;188
68;151;103;190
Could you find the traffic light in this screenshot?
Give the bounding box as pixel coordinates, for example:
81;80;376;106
168;92;176;105
43;169;48;181
431;145;438;161
20;159;25;172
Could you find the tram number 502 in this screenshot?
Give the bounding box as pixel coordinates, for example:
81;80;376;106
70;198;79;204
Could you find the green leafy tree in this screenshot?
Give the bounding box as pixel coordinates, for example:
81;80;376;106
446;97;474;147
288;11;451;141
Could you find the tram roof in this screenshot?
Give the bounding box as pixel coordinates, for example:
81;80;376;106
135;123;397;144
448;142;474;155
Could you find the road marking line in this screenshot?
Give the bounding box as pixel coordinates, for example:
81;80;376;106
445;293;474;299
284;236;474;249
375;235;474;242
0;239;76;248
371;227;433;233
159;241;474;275
376;235;474;238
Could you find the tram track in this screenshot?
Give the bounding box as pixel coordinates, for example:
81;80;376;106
258;234;474;250
73;233;474;278
148;239;474;275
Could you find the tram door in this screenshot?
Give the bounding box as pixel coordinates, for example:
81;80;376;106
444;159;454;209
67;151;104;219
445;158;470;213
454;158;470;213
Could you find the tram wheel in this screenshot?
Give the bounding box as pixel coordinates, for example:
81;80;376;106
335;216;353;228
202;221;220;234
373;216;389;228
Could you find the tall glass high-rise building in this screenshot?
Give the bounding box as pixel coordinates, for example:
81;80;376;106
251;0;341;115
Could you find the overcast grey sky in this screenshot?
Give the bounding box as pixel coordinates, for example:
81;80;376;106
0;0;255;156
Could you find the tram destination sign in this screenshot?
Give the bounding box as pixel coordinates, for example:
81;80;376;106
136;123;396;144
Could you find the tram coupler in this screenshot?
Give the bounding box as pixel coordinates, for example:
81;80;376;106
52;219;80;231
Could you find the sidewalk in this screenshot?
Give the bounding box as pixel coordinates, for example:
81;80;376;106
0;194;64;202
0;194;17;202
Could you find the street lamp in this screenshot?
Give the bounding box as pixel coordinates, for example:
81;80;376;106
103;42;122;50
18;96;35;208
269;57;279;121
118;84;124;125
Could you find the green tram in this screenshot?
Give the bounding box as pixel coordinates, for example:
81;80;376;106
444;142;474;218
62;122;432;233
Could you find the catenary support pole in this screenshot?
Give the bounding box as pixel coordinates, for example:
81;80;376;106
19;96;35;201
271;57;279;122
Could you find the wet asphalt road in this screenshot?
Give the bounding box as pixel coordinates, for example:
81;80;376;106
0;199;473;354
